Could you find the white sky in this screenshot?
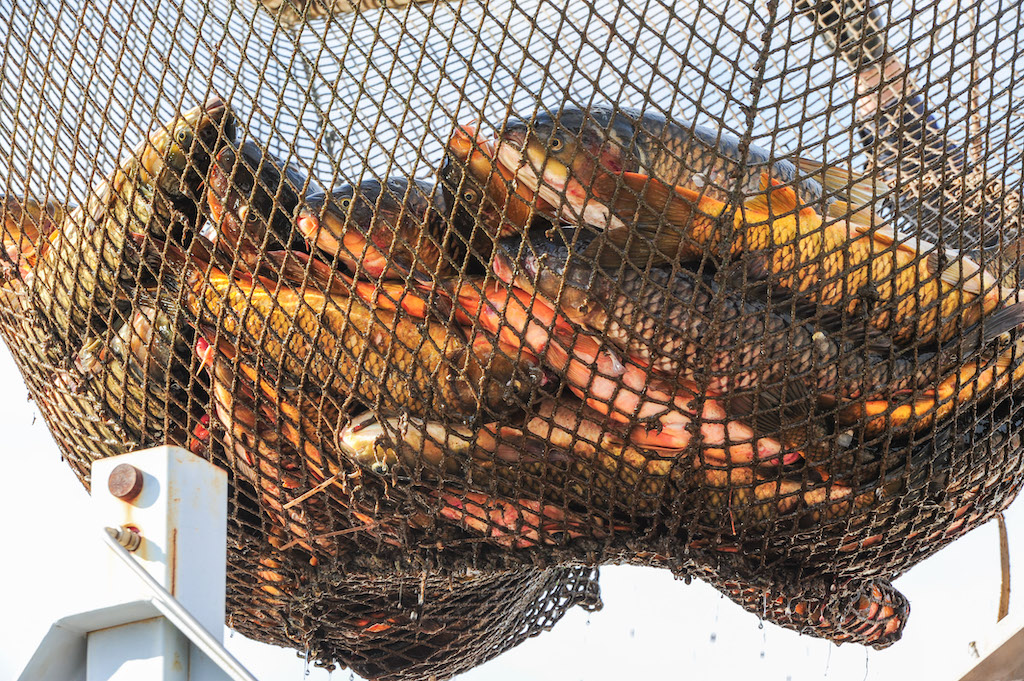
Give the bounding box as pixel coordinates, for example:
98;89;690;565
0;338;1021;681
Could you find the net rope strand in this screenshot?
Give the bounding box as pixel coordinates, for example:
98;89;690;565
1;0;1024;676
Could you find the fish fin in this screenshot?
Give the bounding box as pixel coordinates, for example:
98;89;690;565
135;285;182;322
790;302;894;352
260;250;351;296
611;172;707;224
581;227;673;270
829;200;875;231
742;176;798;216
972;236;1024;288
940;301;1024;358
795;158;885;210
422;282;455;324
726;253;775;285
584;172;728;268
726;377;815;437
925;251;985;295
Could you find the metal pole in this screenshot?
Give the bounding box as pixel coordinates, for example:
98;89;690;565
101;528;260;681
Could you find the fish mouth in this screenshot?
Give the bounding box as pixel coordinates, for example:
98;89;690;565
295;213;320;242
206;185;225;224
199;221;218;243
495;140;585;225
491;248;518;286
204;95;227;116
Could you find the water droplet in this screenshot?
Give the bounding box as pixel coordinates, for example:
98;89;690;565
758;621;764;630
629;628;636;638
760;650;766;659
709;632;717;643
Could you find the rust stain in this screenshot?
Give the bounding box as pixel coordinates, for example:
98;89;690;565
170;528;177;595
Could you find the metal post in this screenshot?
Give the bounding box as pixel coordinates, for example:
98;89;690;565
16;446;256;681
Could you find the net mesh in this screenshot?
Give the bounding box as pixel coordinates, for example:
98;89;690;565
2;0;1024;674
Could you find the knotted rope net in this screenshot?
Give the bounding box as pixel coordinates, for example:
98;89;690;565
2;0;1023;675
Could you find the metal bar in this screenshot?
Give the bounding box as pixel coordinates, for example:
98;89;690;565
101;527;260;681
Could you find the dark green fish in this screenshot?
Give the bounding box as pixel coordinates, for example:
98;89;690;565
32;97;236;351
205;140;315;272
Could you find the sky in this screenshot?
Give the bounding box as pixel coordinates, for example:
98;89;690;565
1;338;1022;681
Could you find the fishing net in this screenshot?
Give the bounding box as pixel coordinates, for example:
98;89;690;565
2;0;1024;674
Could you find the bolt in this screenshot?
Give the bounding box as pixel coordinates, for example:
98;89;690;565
108;463;144;501
106;525;142;552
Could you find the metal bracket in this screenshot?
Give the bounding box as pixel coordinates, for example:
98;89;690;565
15;446;259;681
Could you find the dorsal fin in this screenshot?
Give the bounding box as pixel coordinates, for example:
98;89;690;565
794;158;887;211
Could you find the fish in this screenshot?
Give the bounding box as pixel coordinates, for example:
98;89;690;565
586;172;1015;344
184;265;541;422
80;305;202;447
338;399;679;517
31;97;236;350
494;105;1013;344
438;126;551;265
205;140;316;272
296;177;457;282
493;228;1024;434
494;105;843;226
339;413;616;549
1;195;71;278
838;335;1024;438
682;463;865;538
197;341;344;557
434;488;614;548
449;280;796;465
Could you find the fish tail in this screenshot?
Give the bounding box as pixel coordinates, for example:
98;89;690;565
930;249;991;296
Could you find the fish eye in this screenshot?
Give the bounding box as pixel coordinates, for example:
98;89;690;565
549;135;564;152
175;128;189;144
462;189;478;204
246;211;259;224
340;197;352;211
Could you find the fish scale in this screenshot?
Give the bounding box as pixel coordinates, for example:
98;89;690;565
499;230;950;404
187;270;536;422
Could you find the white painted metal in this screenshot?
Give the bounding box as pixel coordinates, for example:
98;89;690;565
956;609;1024;681
86;618;189;681
91;446;228;635
15;446;258;681
101;527;260;681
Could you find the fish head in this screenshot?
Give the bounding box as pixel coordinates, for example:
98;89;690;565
496;113;578;196
497;108;631;216
235;141;307;244
205;144;250;257
208;141;308;265
492;228;596;317
320;180;387;247
439;136;497;247
143;96;237;200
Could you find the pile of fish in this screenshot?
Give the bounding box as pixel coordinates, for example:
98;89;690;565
4;93;1024;656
